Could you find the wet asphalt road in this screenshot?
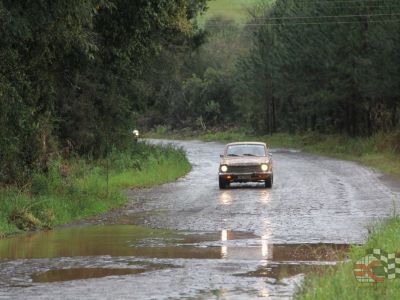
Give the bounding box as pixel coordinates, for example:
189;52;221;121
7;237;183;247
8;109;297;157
123;139;398;244
0;139;399;299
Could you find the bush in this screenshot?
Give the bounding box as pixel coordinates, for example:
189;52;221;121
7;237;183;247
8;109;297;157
0;142;191;235
30;174;50;196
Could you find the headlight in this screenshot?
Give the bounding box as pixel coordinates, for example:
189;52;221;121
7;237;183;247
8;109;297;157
132;130;139;136
261;164;268;171
220;165;228;172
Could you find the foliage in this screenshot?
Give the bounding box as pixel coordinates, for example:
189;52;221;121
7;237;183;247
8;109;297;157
236;0;400;135
296;217;400;300
0;142;191;236
140;10;253;130
0;0;206;184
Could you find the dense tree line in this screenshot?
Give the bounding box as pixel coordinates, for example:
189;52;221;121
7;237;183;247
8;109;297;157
3;0;400;184
140;16;244;130
143;0;400;137
0;0;207;184
236;0;400;135
140;15;252;131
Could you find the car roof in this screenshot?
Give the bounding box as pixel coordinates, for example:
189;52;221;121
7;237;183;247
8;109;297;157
226;142;267;147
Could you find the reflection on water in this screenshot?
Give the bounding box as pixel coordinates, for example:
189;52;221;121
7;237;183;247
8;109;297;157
258;287;270;298
0;225;179;260
32;268;146;283
221;229;228;241
220;229;273;261
0;224;350;299
259;190;271;204
0;225;349;263
0;226;257;260
31;262;180;283
219;191;232;205
218;229;349;262
261;235;272;259
218;190;272;205
238;263;334;281
221;229;228;258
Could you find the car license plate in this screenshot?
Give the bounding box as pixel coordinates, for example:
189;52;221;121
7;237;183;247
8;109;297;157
238;175;251;180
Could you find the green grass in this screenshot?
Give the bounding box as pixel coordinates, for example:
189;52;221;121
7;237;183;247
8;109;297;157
198;0;263;25
296;217;400;299
0;142;191;237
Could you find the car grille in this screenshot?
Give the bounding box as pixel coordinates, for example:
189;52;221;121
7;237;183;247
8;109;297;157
228;165;260;173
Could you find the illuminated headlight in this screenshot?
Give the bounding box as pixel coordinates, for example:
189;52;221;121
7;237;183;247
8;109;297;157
132;130;139;136
261;164;268;171
220;165;228;172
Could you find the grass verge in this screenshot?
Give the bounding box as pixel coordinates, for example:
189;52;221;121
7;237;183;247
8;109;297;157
296;216;400;299
0;142;191;237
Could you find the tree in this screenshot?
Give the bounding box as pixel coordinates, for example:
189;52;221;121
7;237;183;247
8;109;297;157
236;0;400;135
0;0;208;183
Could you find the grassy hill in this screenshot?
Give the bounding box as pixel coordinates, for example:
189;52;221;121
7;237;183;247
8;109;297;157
198;0;263;25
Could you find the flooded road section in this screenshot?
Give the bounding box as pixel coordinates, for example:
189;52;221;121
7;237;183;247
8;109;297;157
0;225;349;299
1;139;399;299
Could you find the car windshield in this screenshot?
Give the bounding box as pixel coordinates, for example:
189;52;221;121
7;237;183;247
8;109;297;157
226;144;266;157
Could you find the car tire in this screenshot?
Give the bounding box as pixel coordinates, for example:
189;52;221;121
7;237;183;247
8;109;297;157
265;175;273;188
219;177;229;189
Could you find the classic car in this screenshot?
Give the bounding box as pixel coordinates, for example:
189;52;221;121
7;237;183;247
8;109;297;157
218;142;273;189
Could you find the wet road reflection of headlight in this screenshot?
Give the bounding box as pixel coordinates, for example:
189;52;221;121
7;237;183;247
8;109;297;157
221;230;228;241
219;229;273;260
220;191;232;205
221;230;228;258
259;190;271;204
261;235;270;258
258;288;269;298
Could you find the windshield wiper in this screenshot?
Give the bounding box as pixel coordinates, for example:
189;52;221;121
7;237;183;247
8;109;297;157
243;153;256;156
227;154;239;156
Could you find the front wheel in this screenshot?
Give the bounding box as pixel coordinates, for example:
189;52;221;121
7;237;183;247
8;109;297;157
265;175;273;188
219;177;229;189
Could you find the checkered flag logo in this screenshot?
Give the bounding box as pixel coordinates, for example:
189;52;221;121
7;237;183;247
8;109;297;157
366;249;400;280
354;248;400;283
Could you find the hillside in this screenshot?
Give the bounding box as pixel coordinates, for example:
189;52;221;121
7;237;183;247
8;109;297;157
198;0;262;24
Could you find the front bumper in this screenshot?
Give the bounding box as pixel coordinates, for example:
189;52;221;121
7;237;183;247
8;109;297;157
219;172;273;182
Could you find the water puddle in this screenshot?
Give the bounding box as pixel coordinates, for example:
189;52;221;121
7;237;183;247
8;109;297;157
267;243;350;261
0;225;351;286
238;263;333;281
0;225;349;261
32;268;146;283
0;225;257;260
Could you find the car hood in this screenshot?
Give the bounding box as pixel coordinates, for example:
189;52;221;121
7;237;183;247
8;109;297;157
220;156;270;166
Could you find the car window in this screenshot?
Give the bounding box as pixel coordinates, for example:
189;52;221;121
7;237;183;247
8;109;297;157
226;145;266;157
